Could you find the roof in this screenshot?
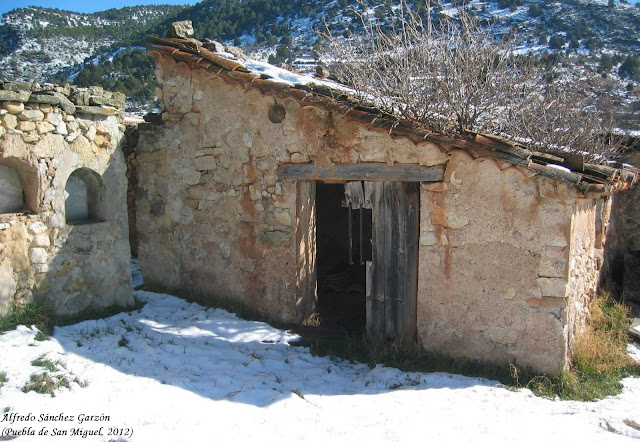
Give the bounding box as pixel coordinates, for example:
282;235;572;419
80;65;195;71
146;35;638;197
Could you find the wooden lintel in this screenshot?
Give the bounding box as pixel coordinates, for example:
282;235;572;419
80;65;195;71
278;163;445;182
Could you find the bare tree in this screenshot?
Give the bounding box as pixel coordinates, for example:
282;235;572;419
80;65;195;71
321;1;623;161
504;74;623;161
321;2;528;131
320;2;439;125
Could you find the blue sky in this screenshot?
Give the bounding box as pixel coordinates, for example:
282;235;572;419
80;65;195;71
0;0;200;16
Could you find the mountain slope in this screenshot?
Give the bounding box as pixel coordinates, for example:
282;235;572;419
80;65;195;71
1;0;639;115
0;5;185;82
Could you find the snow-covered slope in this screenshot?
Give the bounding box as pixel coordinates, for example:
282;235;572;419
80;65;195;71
1;0;639;118
0;6;184;82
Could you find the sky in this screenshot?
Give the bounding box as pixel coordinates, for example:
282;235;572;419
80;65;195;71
0;0;200;16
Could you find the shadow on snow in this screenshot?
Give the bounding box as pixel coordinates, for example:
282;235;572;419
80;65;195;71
51;290;498;407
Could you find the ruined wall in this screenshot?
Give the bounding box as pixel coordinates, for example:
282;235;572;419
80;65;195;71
416;151;606;373
122;124;141;257
608;188;640;258
602;148;639;302
0;81;133;317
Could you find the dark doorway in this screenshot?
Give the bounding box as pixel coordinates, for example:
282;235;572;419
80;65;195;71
315;182;371;333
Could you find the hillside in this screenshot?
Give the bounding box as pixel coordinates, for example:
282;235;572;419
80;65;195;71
0;0;639;116
0;5;184;82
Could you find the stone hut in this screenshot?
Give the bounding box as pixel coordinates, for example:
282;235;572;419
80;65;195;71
136;34;638;374
0;81;133;317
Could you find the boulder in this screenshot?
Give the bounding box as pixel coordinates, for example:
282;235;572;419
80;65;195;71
75;105;117;116
28;92;60;106
202;39;225;53
52;92;76;115
2;81;32;92
89;93;125;110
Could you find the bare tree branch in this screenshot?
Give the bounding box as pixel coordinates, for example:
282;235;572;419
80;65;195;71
320;0;624;161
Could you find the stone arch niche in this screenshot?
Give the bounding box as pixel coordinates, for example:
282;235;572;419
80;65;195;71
0;164;24;214
0;157;39;214
65;168;107;224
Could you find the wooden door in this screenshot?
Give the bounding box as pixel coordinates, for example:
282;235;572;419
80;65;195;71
366;182;419;342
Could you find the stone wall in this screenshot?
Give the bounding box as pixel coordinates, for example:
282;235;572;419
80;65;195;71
138;53;612;373
0;81;133;317
419;153;567;372
606;148;640;303
136;77;301;322
565;199;604;349
418;155;610;373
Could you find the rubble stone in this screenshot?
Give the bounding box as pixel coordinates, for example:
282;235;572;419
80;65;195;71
3;102;24;114
18;109;44;121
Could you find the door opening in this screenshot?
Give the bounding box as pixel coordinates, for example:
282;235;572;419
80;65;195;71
314;182;371;333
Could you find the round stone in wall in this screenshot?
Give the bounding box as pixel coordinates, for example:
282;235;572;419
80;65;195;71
268;104;286;123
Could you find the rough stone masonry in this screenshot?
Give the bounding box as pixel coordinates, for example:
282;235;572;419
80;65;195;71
0;80;132;317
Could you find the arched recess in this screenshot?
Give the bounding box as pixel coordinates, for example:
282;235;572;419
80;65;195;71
0;158;40;214
0;164;24;213
65;168;107;224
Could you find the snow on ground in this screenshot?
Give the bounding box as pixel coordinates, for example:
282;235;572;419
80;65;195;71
123;114;145;125
1;289;640;441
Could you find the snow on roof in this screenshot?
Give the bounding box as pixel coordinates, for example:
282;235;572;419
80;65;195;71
214;48;354;93
243;59;355;95
546;164;573;174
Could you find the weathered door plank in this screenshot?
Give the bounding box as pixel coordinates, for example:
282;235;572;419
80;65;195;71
384;182;401;341
403;182;419;339
367;181;386;339
367;181;419;342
